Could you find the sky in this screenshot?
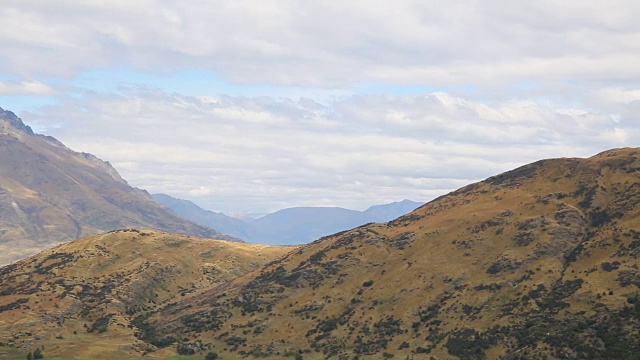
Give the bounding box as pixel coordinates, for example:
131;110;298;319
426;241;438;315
1;0;640;214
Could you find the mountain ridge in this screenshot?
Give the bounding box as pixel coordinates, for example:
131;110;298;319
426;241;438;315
0;107;238;265
142;147;640;359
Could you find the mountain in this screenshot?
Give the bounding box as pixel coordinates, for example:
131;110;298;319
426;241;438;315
153;193;424;245
4;148;640;359
248;206;377;245
247;200;424;245
0;230;293;359
135;148;640;359
362;199;426;222
0;107;236;265
153;193;252;240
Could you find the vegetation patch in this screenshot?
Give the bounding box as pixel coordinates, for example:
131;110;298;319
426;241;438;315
34;252;75;274
601;261;621;272
180;309;229;332
88;315;112;333
354;316;403;355
0;298;28;313
517;217;549;230
617;270;640;288
445;327;496;360
486;258;522;274
132;312;178;348
483;162;540;186
588;207;620;227
470;218;504;234
513;231;537;247
539;279;584;311
389;232;415;249
473;283;502;292
165;239;189;247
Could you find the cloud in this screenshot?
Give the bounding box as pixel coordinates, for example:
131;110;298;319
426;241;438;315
0;80;55;95
22;88;638;213
599;88;640;105
189;186;212;196
4;1;640;213
1;1;640;87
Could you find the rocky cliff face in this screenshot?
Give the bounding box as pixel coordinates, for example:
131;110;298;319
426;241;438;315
0;107;237;265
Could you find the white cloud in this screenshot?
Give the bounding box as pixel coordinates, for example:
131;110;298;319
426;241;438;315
1;1;640;87
0;80;55;95
23;89;639;213
4;1;640;213
601;128;630;144
599;88;640;104
189;186;212;196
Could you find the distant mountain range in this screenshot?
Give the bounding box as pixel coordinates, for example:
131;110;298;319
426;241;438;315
153;193;424;245
152;193;253;240
0;107;236;265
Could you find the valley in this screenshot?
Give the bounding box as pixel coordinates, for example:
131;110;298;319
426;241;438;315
153;194;424;245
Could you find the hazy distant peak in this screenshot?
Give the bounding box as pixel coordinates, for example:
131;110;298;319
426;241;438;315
364;198;422;210
362;199;424;221
0;106;35;135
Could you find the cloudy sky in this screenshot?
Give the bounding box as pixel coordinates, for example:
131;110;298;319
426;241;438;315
1;1;640;213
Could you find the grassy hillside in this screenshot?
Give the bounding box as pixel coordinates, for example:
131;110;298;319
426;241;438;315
141;148;640;359
0;230;293;359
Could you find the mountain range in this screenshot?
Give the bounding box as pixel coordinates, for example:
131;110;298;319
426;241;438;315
0;107;236;265
2;147;640;359
153;193;424;245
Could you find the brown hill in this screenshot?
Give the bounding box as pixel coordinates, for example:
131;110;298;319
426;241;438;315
0;229;293;359
133;148;640;359
0;107;236;265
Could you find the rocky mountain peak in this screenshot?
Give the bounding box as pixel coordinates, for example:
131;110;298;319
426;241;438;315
0;107;35;135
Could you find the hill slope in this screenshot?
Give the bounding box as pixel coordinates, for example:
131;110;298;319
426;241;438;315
139;148;640;359
0;230;292;359
153;193;423;245
0;107;236;265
